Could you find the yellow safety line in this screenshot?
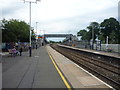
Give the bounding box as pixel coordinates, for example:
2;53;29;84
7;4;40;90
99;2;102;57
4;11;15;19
47;51;72;90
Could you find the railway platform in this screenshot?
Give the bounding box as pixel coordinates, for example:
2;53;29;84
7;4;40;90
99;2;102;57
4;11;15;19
2;46;66;88
47;45;113;89
2;45;113;89
59;44;120;59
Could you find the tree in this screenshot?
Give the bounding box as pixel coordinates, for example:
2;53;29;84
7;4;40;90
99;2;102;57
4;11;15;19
2;19;17;42
2;19;36;42
31;29;36;40
77;29;87;40
100;17;120;44
77;17;120;44
109;30;117;44
77;22;100;42
87;22;100;41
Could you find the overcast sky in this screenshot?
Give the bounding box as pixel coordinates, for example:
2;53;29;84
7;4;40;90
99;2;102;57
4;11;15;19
1;0;120;41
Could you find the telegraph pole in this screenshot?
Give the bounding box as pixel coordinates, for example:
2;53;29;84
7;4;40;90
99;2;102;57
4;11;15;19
23;0;40;56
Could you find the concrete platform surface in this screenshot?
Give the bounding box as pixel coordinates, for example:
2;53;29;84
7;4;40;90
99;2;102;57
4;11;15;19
2;46;66;88
58;44;120;58
0;63;2;90
46;45;113;89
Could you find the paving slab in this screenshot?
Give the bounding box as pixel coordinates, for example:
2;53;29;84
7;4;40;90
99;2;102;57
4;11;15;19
46;45;113;89
2;46;66;88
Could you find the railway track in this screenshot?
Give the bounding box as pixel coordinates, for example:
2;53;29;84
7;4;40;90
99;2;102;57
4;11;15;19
50;44;120;90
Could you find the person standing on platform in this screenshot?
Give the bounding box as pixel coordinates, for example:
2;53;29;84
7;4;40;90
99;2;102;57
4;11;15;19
20;46;23;56
36;44;38;49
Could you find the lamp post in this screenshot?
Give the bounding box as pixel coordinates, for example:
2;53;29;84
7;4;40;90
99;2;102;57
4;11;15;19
23;0;40;56
36;22;38;49
118;1;120;23
92;25;94;49
42;30;45;45
39;30;45;46
36;22;39;35
0;20;2;55
106;36;109;50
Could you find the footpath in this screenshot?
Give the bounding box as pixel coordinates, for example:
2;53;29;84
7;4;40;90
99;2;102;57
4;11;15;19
2;46;66;88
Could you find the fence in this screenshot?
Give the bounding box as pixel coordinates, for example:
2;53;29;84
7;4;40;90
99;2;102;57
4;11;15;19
63;41;120;53
99;44;119;53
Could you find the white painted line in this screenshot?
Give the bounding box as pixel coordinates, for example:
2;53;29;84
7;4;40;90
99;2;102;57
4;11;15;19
94;52;100;54
34;56;39;58
49;45;115;89
70;61;114;89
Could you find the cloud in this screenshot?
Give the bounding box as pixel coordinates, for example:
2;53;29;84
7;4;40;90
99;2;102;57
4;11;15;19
36;4;118;35
3;5;23;17
1;0;119;38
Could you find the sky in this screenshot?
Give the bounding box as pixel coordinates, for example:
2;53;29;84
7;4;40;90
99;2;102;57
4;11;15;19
1;0;120;41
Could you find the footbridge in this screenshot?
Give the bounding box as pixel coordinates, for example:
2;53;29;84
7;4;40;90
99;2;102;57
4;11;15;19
44;34;73;38
38;34;73;45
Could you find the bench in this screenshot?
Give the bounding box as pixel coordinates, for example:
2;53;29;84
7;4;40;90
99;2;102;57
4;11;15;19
8;49;19;56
